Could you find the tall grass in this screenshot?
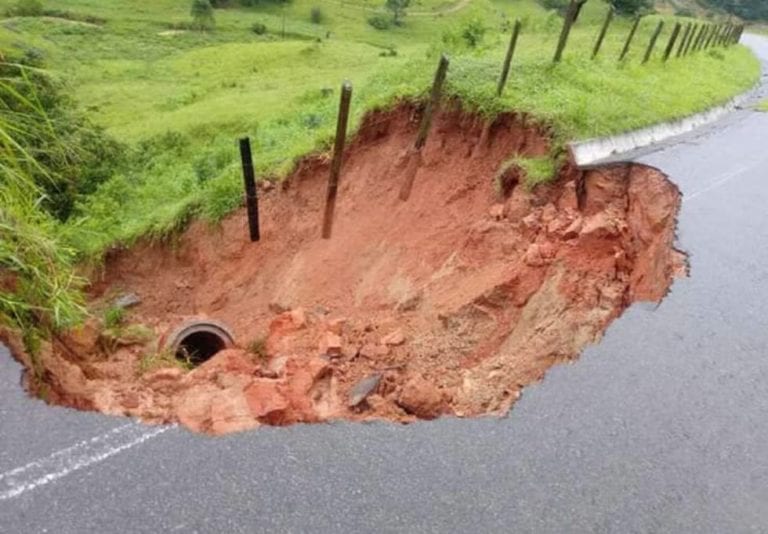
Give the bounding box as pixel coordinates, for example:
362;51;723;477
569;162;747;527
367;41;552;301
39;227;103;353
0;62;85;356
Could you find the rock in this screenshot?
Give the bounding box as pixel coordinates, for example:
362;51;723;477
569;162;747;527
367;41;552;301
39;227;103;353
268;301;291;314
289;308;307;329
191;349;258;381
381;329;405;346
267;355;289;376
64;317;101;354
580;212;619;237
244;379;290;424
359;343;387;359
396;375;445;420
326;317;346;335
396;291;423;312
209;389;260;435
561;217;583;240
523;243;547;267
321;331;343;356
113;293;141;309
489;203;506;221
142;367;184;391
347;373;382;408
260;180;274;192
521;213;540;232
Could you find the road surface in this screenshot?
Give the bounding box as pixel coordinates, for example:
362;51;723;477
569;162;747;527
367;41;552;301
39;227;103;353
2;36;768;533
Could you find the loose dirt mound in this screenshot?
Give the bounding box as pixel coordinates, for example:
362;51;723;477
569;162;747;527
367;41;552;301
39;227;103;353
9;103;686;434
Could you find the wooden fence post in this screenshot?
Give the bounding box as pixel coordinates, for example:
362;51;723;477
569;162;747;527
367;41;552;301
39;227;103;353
692;24;707;52
619;16;641;61
321;82;353;239
704;24;718;48
642;20;664;64
239;137;260;242
677;22;692;57
663;22;682;61
683;24;699;55
553;0;584;63
399;54;449;201
497;20;522;96
592;7;614;59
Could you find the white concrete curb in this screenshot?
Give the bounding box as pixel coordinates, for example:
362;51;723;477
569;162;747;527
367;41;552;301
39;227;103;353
569;91;751;167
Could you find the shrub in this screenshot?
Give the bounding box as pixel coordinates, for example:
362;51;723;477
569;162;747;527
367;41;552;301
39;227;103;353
251;21;267;34
190;0;215;31
367;14;391;30
461;17;487;48
310;6;323;24
385;0;409;26
7;0;44;17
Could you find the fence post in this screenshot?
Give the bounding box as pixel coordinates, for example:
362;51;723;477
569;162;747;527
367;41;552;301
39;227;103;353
497;20;522;96
677;22;692;57
553;0;584;63
663;22;682;61
642;20;664;64
592;7;614;59
698;24;713;51
692;24;707;52
704;24;718;49
239;137;260;242
684;23;699;55
399;54;449;201
321;82;352;239
619;16;641;61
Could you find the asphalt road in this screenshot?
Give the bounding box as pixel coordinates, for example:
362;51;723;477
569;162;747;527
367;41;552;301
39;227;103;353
2;36;768;533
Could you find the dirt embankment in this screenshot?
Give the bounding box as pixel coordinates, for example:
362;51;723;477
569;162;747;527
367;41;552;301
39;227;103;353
6;103;686;435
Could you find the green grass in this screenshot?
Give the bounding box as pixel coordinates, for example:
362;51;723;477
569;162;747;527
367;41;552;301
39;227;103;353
0;0;760;261
758;98;768;111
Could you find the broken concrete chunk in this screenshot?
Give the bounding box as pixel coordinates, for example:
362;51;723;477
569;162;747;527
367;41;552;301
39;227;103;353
113;292;141;309
347;373;383;408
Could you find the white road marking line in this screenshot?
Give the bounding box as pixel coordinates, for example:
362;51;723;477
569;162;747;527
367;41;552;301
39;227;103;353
684;165;753;203
0;423;172;501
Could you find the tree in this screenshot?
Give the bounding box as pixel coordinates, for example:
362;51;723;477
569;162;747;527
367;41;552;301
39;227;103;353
610;0;652;16
190;0;215;31
385;0;410;26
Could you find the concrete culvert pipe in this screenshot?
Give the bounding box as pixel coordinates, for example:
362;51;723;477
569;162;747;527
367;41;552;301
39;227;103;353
166;319;235;366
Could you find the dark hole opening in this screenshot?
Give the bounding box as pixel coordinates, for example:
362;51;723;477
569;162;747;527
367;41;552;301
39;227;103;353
176;331;227;366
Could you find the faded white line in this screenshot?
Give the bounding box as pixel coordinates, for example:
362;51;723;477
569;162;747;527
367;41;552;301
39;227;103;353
0;423;172;501
684;164;754;203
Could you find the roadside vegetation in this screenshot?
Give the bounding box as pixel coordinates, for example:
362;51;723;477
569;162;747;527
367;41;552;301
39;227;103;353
0;0;762;351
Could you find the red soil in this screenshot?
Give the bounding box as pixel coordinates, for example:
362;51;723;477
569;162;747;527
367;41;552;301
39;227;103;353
5;103;686;435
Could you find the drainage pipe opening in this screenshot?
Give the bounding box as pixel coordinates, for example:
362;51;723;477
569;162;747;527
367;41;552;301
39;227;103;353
167;320;235;366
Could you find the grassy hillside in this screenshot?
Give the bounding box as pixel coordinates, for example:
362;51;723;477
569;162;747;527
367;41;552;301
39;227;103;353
0;0;760;261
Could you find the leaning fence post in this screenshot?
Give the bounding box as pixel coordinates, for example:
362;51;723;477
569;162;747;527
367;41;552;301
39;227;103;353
239;137;260;242
553;0;583;63
321;82;352;239
736;25;744;44
399;54;449;201
663;22;682;61
642;20;664;64
592;7;614;59
704;24;718;49
692;24;706;52
497;20;521;96
677;22;692;57
619;16;641;61
721;24;733;46
698;24;713;51
683;23;699;55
